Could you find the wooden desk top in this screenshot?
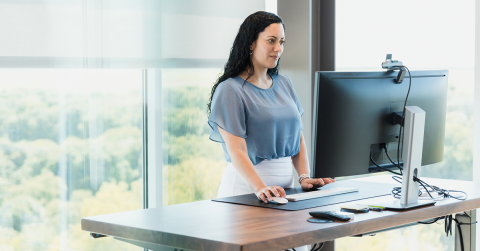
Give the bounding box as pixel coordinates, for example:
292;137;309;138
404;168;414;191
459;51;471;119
81;177;480;251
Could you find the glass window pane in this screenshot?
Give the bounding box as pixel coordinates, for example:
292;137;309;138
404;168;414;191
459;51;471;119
0;0;268;249
336;0;474;181
335;1;474;250
150;1;266;206
160;69;226;205
0;69;143;250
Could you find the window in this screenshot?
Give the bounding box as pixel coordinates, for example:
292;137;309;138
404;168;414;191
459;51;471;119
0;69;143;250
0;1;266;250
159;69;226;206
142;1;266;208
335;1;474;250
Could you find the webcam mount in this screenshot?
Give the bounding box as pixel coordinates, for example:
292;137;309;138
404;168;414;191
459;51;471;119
382;54;406;84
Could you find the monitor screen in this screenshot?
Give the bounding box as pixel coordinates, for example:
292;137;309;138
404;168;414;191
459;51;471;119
311;70;448;178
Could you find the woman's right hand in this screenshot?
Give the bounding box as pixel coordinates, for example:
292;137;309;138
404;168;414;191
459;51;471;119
255;186;286;203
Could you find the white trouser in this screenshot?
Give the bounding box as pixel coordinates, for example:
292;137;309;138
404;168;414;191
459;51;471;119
216;157;307;251
217;157;294;197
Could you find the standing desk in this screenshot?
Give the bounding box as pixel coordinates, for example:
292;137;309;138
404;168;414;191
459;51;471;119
81;176;480;251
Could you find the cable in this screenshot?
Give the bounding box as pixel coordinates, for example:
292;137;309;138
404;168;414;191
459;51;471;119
415;177;435;199
390;66;442;200
417;214;477;251
452;217;464;251
396;66;411;170
391;176;422;199
384;143;467;201
453;214;478;251
418;185;444;201
384;144;402;175
390;174;467;201
418;216;442;224
286;242;326;251
436;216;446;225
414;176;465;200
397;65;412;171
370;155;401;176
391;174;466;201
316;242;324;251
310;242;324;251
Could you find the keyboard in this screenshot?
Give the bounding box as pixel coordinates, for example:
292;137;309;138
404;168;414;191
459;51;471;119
285;187;359;202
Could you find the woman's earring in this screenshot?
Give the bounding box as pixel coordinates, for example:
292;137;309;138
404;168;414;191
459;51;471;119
249;51;253;55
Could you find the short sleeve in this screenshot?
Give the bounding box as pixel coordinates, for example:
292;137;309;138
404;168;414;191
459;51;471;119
208;82;247;143
284;75;304;117
294;92;304;117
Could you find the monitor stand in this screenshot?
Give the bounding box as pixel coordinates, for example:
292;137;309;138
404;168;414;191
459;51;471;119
379;199;436;211
382;106;436;211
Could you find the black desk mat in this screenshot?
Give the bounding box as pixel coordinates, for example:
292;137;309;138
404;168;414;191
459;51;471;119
212;180;396;211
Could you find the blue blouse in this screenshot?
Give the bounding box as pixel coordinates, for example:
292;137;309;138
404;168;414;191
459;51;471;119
208;74;304;165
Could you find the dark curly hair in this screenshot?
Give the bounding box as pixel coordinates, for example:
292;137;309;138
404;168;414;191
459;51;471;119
207;11;284;116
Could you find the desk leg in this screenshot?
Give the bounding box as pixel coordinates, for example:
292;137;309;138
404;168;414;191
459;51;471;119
313;241;334;251
455;210;476;251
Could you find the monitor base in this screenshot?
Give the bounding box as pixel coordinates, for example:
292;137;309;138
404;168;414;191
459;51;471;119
380;200;436;211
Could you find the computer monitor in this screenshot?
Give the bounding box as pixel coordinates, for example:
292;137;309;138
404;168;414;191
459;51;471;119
311;70;448;178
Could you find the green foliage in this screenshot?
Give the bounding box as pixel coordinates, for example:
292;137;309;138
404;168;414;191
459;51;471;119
163;86;208;111
80;179;142;218
0;89;60;142
165;157;225;205
0;84;145;250
0;84;227;250
164;133;224;165
0;137;61;184
162;86;211;138
101;126;142;185
0;89;142;143
160;86;227;206
165;107;210;137
422;76;474;181
0;169;67;233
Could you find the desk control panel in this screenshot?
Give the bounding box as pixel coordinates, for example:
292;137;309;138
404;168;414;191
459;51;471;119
286;187;359;202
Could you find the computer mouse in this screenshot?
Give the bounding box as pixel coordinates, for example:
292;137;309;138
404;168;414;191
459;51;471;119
267;197;288;205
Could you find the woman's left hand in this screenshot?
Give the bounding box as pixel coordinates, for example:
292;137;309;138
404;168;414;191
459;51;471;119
301;177;335;190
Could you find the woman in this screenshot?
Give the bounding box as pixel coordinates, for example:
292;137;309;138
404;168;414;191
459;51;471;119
208;11;335;206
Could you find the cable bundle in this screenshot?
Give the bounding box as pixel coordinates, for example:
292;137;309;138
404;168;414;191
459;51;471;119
310;243;324;251
419;213;477;251
390;175;467;201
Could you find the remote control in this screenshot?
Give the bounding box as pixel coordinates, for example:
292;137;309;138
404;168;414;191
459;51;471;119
309;211;352;221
